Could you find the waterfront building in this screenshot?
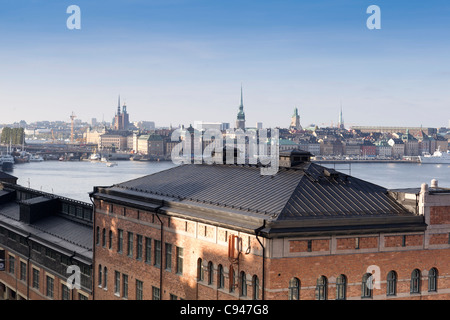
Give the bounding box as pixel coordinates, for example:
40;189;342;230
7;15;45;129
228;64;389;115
84;127;107;146
360;140;377;158
402;130;420;156
137;134;165;157
388;138;405;159
99;132;131;151
375;140;392;158
89;149;450;300
0;182;93;300
343;140;362;157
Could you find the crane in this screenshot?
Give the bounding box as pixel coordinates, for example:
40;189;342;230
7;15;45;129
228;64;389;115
70;112;77;144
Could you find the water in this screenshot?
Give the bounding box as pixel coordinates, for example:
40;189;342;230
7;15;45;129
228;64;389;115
4;160;450;203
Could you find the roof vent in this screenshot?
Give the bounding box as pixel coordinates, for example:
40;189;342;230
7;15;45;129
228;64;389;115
279;149;312;168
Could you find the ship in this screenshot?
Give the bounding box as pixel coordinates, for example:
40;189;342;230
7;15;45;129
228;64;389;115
0;154;15;171
419;147;450;164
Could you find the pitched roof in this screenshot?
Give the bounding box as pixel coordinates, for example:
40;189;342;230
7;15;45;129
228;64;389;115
93;161;425;236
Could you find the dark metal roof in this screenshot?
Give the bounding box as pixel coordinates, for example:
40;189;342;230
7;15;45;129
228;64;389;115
106;162;421;230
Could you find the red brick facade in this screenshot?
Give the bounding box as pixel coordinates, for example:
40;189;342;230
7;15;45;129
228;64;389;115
93;195;450;300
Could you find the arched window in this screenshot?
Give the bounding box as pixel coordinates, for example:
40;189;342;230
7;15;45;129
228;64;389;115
336;275;347;300
98;264;102;287
428;268;438;292
229;266;236;293
288;277;300;300
361;273;373;298
207;261;214;285
410;269;421;294
316;276;327;300
240;271;247;297
386;271;397;296
217;265;224;289
197;258;204;282
252;275;259;300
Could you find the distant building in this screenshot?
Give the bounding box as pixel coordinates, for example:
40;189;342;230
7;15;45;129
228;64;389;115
235;85;246;130
351;126;437;136
388;138;405;159
289;108;302;131
137;134;164;156
134;121;155;131
113;96;130;131
99;132;130;151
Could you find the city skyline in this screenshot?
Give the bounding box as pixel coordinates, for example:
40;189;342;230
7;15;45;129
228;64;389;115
0;1;449;128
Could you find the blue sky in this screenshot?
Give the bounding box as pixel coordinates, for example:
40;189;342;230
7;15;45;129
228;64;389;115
0;0;449;128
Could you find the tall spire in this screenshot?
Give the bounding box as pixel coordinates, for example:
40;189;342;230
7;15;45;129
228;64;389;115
117;95;121;115
240;83;243;108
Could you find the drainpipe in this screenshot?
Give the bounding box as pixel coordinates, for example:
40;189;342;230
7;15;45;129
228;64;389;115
154;203;165;300
255;221;266;300
25;234;31;300
89;194;96;301
68;251;76;300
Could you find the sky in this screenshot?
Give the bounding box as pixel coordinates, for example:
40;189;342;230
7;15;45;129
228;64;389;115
0;0;449;129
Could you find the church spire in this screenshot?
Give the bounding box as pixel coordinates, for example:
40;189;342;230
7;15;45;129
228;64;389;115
117;95;121;115
235;84;246;130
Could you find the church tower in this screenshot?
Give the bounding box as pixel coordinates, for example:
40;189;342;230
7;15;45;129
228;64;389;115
235;85;246;130
289;107;301;131
338;103;345;129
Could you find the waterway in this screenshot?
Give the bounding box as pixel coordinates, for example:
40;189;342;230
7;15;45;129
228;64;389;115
3;160;450;203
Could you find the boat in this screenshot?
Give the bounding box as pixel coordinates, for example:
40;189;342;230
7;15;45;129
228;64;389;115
89;153;101;161
29;154;44;162
0;154;15;171
106;161;118;167
419;147;450;164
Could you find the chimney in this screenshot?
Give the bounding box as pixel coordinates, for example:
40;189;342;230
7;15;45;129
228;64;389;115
279;149;312;168
431;179;438;188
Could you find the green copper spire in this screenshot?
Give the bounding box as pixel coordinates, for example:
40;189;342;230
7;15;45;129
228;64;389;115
237;84;245;121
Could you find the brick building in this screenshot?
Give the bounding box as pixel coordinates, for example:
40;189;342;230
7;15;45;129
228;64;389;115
90;149;450;300
0;183;93;300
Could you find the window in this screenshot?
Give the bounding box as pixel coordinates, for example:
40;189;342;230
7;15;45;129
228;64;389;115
362;273;373;298
336;275;347;300
252;275;259;300
114;271;120;295
20;261;27;281
165;243;172;270
46;276;54;298
8;255;15;275
176;247;184;275
208;261;214;285
217;264;224;289
62;284;70;300
355;237;360;250
410;269;421;294
127;232;134;257
122;274;128;299
109;230;112;249
152;286;160;300
96;226;100;245
402;235;407;247
288;278;300;300
98;265;102;287
197;258;204;281
387;271;397;296
428;268;437;292
307;240;312;252
136;280;143;300
154;240;161;267
145;237;152;264
240;271;247;297
103;266;108;289
229;266;236;293
316;276;327;300
32;268;40;289
102;228;106;247
118;229;123;253
136;235;143;260
78;293;88;300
